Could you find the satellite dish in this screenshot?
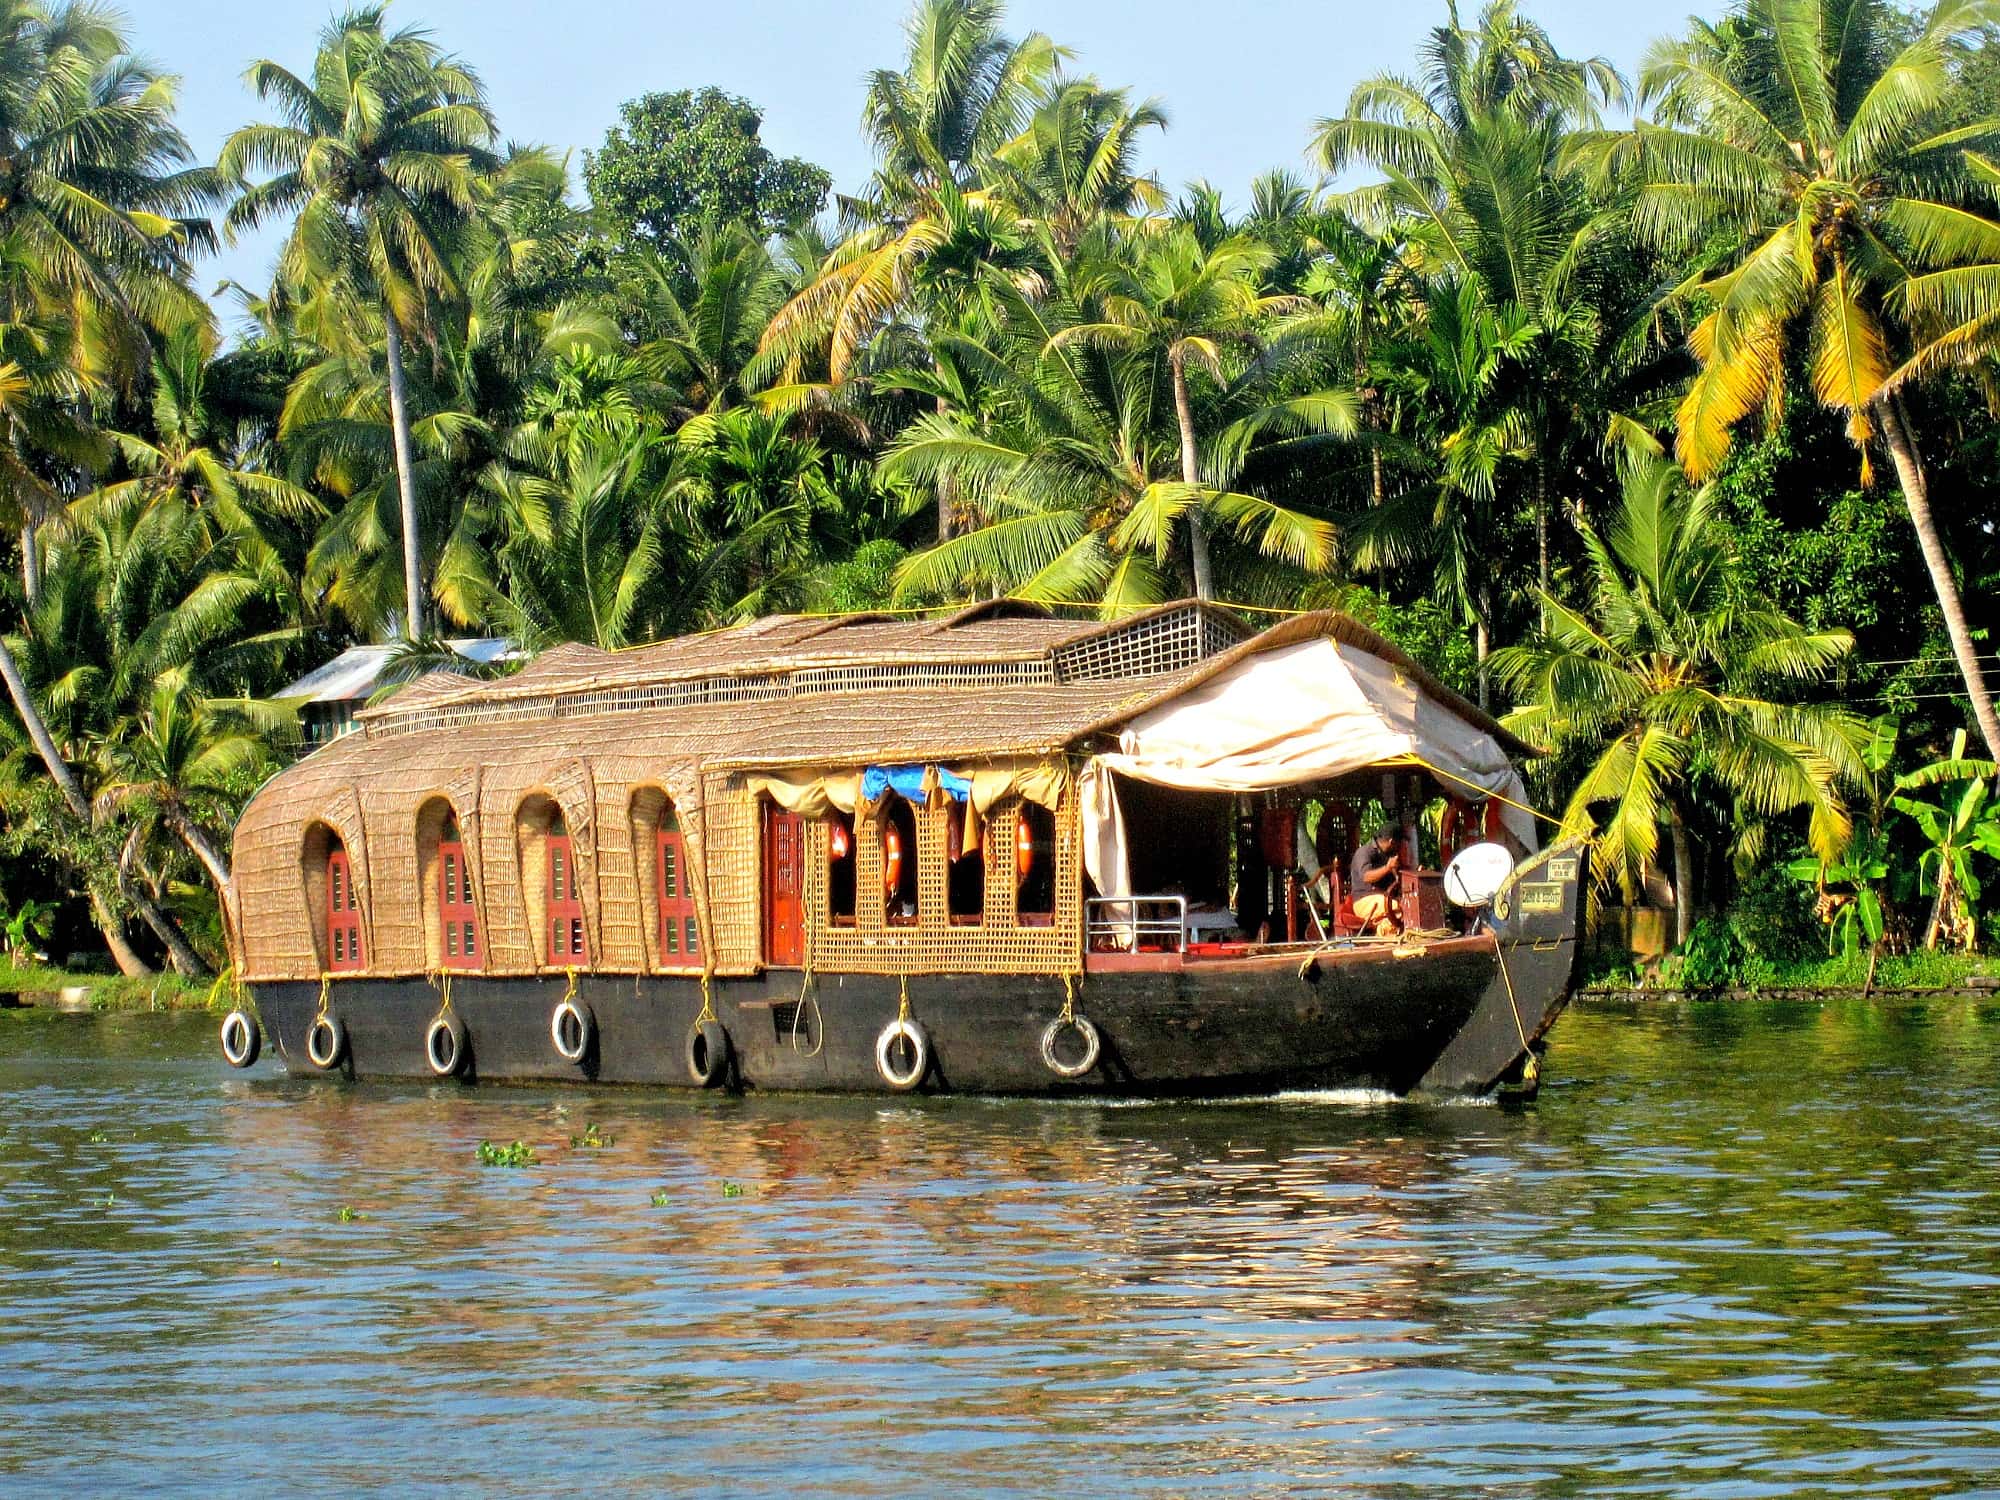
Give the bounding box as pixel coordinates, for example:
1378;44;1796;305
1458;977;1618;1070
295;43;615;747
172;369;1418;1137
1444;842;1515;908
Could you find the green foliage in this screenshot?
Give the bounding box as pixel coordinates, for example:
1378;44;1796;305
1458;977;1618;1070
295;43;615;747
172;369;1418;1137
584;88;830;254
475;1140;537;1168
0;0;1998;977
0;896;53;964
1660;916;1757;990
1891;730;2000;950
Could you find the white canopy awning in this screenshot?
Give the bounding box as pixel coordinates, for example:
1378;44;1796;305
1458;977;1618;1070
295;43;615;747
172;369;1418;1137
1081;637;1535;897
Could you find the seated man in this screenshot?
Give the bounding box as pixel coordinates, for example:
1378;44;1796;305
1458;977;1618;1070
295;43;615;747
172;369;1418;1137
1348;823;1404;936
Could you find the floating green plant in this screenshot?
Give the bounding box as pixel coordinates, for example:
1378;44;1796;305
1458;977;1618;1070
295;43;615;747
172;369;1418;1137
476;1139;537;1167
720;1180;745;1198
569;1122;613;1149
337;1205;362;1222
649;1190;670;1207
87;1131;108;1143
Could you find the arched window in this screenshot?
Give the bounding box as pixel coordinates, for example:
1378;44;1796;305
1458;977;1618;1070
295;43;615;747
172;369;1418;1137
657;806;699;966
1016;803;1056;927
438;811;481;969
946;802;983;926
882;795;919;927
327;841;364;971
826;810;857;926
546;809;586;963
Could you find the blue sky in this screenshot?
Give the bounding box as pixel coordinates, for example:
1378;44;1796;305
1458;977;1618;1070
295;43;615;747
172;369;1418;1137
136;0;1703;304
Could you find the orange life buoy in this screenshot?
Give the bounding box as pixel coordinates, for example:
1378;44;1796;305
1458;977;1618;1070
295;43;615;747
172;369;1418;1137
1442;796;1504;856
1015;816;1035;882
883;823;904;893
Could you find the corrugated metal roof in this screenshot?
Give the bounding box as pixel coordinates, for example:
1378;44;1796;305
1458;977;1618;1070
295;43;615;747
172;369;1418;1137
276;639;517;703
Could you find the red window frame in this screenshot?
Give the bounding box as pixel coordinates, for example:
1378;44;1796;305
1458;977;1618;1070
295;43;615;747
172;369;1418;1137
438;832;481;969
327;847;364;971
657;820;699;967
547;830;586;964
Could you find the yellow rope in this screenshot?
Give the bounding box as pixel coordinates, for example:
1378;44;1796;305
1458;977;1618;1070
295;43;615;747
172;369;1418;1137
314;972;331;1018
897;974;911;1024
562;968;578;1004
1492;936;1532;1056
1058;971;1079;1027
425;969;453;1016
792;965;823;1057
1406;754;1583;839
696;971;717;1027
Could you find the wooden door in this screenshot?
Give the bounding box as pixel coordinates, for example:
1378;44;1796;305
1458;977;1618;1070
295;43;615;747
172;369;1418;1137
327;847;364;971
763;804;805;967
547;831;586;963
657;822;699;966
439;834;481;969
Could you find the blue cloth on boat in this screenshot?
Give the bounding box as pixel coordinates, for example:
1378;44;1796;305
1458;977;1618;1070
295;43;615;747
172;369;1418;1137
863;764;970;804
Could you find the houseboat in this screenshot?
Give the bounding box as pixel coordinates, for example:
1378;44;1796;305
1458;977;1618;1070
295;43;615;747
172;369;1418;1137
219;601;1585;1097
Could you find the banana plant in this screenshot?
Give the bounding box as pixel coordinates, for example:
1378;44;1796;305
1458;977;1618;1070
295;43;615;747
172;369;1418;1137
1786;717;1899;958
1;897;55;965
1786;831;1889;959
1890;731;2000;951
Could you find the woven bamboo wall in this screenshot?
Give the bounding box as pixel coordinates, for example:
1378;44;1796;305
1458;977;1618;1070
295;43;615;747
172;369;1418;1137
233;693;1089;983
701;772;764;975
803;787;1082;976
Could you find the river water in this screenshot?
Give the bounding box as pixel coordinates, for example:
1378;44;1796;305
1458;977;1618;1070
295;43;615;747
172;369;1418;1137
4;998;2000;1496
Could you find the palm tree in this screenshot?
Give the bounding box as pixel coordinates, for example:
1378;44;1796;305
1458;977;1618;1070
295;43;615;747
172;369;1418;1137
0;0;223;916
759;0;1057;385
1349;276;1537;705
1602;0;2000;756
1493;458;1866;943
0;0;219;331
95;675;276;897
985;79;1167;255
1058;226;1311;598
81;322;321;571
1311;0;1626;605
471;424;670;649
622;224;793;418
674;407;880;623
220;5;499;640
882;247;1350;610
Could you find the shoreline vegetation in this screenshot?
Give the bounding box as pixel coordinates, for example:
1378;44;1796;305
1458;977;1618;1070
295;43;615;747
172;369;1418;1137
0;0;1995;993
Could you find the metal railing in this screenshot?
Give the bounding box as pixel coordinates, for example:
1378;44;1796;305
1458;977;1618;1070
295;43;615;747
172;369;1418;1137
1086;895;1188;952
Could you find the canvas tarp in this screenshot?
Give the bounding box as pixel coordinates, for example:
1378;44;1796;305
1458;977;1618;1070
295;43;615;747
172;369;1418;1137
1080;637;1536;897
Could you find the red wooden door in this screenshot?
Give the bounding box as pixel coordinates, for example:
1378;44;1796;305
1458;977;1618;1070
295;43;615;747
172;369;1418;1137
547;831;586;963
439;833;481;969
327;848;364;971
657;822;699;966
763;805;805;967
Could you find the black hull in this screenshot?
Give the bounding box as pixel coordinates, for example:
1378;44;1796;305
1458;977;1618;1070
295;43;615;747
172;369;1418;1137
249;928;1576;1098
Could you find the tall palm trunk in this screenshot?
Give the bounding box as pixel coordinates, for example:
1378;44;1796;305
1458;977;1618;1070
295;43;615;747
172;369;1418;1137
1474;579;1493;710
1668;802;1696;946
20;523;38;609
90;890;154;978
1169;346;1213;601
0;632;86;817
0;636;189;975
383;307;426;641
1873;394;2000;760
118;829;207;978
1535;456;1550;627
168;808;232;894
935;394;954;545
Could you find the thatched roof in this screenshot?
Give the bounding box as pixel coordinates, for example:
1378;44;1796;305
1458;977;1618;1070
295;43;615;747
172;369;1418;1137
345;599;1530;762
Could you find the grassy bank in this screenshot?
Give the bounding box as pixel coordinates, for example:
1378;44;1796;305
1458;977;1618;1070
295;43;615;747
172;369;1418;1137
1583;948;2000;997
0;965;216;1012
